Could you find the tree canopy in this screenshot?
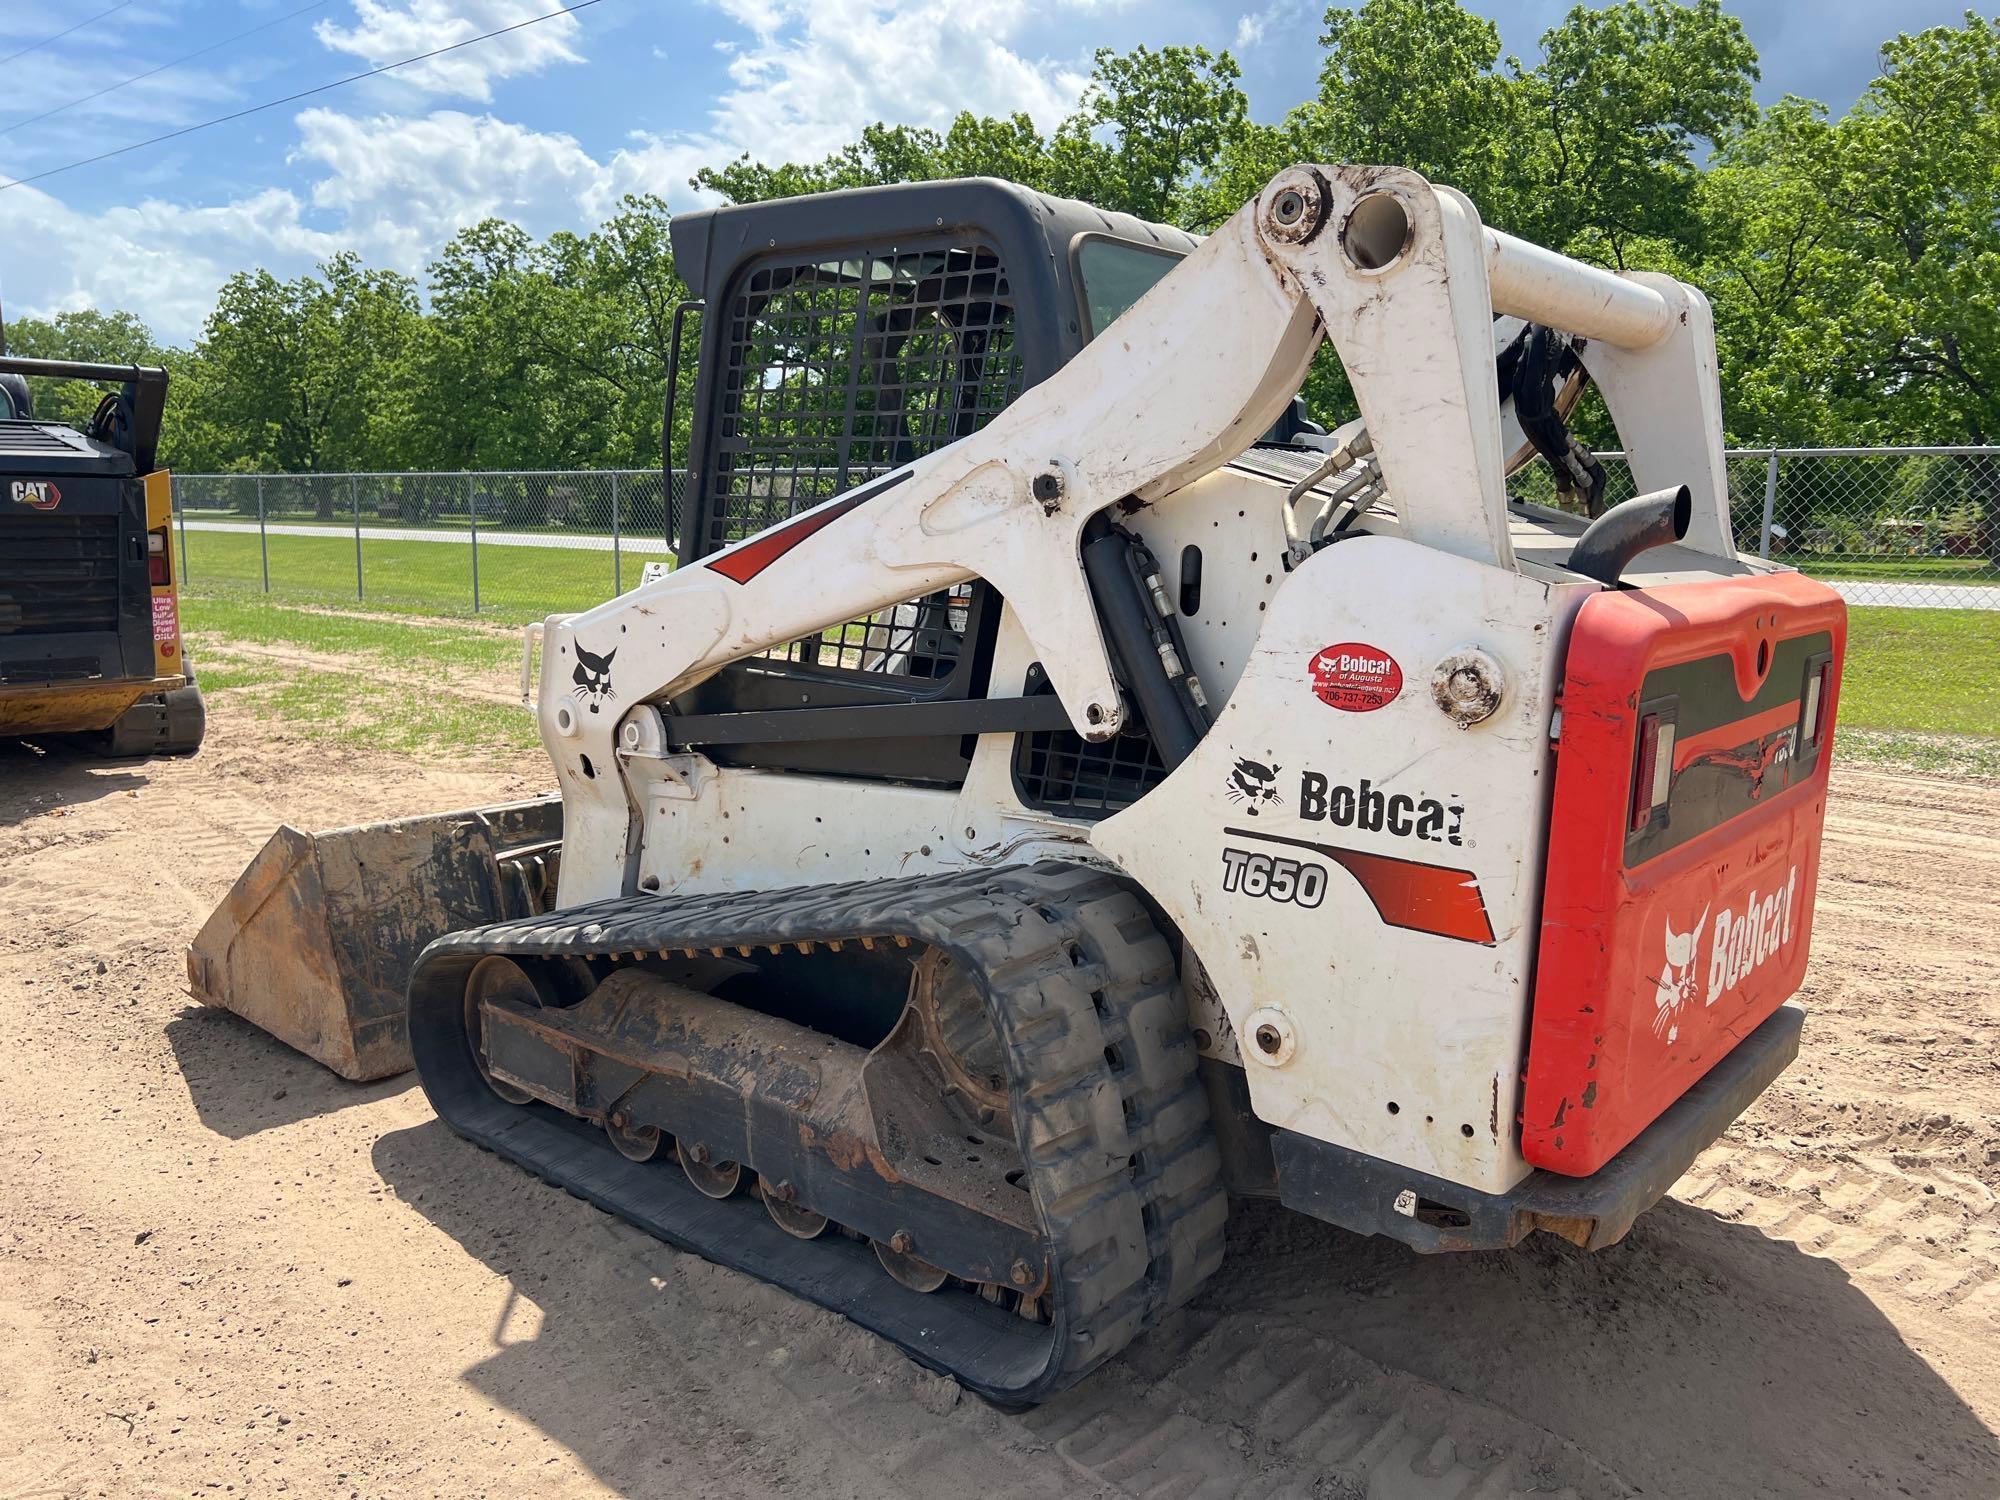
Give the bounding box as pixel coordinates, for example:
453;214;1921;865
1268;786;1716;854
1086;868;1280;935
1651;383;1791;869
7;3;1996;471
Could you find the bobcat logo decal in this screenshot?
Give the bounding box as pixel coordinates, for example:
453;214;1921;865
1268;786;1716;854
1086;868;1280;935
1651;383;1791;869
1224;757;1282;815
1651;905;1708;1042
571;642;618;714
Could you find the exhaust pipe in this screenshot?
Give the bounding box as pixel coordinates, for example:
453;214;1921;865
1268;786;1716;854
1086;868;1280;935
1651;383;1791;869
1567;485;1692;586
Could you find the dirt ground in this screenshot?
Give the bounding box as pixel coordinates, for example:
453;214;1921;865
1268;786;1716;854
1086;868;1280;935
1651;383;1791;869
2;700;1996;1500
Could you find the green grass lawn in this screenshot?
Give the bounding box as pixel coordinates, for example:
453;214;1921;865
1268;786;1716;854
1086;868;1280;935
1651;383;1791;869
1833;606;2000;776
179;525;652;622
183;595;539;761
1789;553;1999;585
179;583;1997;776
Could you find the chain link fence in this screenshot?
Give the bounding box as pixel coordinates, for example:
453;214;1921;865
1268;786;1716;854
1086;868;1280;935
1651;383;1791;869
1503;446;2000;609
171;469;684;622
169;451;1995;753
171;450;2000;620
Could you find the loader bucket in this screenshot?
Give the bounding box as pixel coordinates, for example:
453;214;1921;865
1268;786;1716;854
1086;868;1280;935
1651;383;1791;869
186;797;562;1081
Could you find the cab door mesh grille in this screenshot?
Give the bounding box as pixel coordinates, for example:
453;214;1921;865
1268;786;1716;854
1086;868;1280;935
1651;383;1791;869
703;241;1023;557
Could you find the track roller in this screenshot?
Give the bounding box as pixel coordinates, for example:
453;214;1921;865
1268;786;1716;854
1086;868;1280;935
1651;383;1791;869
678;1144;742;1199
759;1178;828;1239
606;1113;663;1162
874;1235;948;1293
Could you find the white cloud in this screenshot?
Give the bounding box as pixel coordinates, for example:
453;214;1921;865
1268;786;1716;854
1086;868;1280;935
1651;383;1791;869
1231;0;1314;56
0;107;722;343
0;0;1106;344
0;182;339;341
698;0;1088;165
293;108;613;265
314;0;586;102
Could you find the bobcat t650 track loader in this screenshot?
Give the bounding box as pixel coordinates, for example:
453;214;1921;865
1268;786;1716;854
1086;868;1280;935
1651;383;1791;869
191;165;1845;1405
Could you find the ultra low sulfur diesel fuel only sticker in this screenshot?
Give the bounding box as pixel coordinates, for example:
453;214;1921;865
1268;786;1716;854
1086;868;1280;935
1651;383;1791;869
1307;642;1402;712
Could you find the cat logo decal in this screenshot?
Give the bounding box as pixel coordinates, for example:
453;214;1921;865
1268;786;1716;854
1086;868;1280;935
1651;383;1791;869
571;642;618;714
1650;905;1708;1042
1223;757;1282;815
9;479;60;510
1651;864;1801;1043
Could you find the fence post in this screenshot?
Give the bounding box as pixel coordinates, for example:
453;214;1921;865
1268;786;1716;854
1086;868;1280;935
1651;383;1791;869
468;472;480;614
611;471;622;594
256;475;269;592
351;475;364;601
176;478;189;583
1758;451;1779;559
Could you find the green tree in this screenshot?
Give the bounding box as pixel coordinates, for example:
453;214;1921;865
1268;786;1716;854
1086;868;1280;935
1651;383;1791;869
176;256;419;489
1521;0;1760;259
3;308;172;430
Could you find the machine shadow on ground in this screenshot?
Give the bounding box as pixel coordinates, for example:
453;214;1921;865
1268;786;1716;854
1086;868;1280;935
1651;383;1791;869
0;738;148;821
166;1002;408;1138
371;1117;2000;1499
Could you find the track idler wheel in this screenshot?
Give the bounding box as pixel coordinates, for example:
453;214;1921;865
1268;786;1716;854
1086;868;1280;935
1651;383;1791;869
678;1142;742;1199
874;1233;948;1293
463;955;542;1105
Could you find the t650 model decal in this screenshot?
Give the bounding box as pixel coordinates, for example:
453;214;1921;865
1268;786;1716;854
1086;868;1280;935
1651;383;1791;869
1227;826;1494;945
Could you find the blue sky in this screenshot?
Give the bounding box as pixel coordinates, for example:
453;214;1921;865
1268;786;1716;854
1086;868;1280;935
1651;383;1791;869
0;0;1975;344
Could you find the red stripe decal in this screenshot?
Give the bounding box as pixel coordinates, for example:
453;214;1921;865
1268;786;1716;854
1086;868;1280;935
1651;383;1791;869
1226;828;1495;945
704;472;909;585
1671;700;1800;771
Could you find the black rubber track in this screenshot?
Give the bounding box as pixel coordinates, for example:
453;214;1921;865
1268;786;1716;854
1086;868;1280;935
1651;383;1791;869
406;861;1228;1406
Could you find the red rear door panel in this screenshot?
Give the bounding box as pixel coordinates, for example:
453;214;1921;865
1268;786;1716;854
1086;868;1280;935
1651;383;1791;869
1522;572;1846;1176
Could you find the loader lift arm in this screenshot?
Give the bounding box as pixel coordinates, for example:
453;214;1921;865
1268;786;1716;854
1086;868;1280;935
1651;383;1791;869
542;164;1735;905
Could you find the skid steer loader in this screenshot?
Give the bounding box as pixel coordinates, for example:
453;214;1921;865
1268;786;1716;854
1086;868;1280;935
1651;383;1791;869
1;353;205;755
191;165;1845;1405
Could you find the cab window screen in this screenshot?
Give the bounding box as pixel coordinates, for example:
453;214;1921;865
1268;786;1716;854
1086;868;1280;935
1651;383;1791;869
1077;238;1182;340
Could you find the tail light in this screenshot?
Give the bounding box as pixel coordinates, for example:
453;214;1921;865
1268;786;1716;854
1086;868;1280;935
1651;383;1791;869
1630;704;1677;832
148;527;170;587
1799;652;1834;746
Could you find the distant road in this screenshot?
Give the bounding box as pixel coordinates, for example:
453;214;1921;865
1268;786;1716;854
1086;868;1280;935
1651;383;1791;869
181;519;674;553
180;520;1997;607
1826;579;1999;610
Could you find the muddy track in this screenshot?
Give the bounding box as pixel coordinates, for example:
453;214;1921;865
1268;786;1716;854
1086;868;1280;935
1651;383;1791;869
0;708;1995;1498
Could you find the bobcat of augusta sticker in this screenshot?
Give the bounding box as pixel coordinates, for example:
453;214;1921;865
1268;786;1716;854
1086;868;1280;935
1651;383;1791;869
1652;865;1800;1041
9;479;60;510
1308;642;1401;712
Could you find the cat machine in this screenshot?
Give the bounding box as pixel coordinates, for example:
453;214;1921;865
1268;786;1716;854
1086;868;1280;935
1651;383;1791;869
0;354;204;755
191;165;1843;1405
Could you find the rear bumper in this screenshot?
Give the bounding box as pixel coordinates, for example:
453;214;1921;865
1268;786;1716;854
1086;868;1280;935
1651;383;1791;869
0;675;183;736
1273;1002;1803;1253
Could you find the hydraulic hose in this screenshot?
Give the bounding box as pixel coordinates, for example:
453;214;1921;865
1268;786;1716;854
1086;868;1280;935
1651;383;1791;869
1081;526;1208;767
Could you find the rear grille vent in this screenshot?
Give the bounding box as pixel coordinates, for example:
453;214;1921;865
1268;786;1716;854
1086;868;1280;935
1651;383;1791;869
0;421;90;456
0;514;124;635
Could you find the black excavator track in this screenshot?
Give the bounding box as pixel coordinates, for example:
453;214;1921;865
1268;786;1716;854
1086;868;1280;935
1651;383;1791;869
406;861;1227;1406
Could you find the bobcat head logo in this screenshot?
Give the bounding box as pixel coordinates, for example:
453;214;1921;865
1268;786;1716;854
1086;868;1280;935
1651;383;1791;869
571;643;618;714
1651;904;1708;1042
1224;757;1282;815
